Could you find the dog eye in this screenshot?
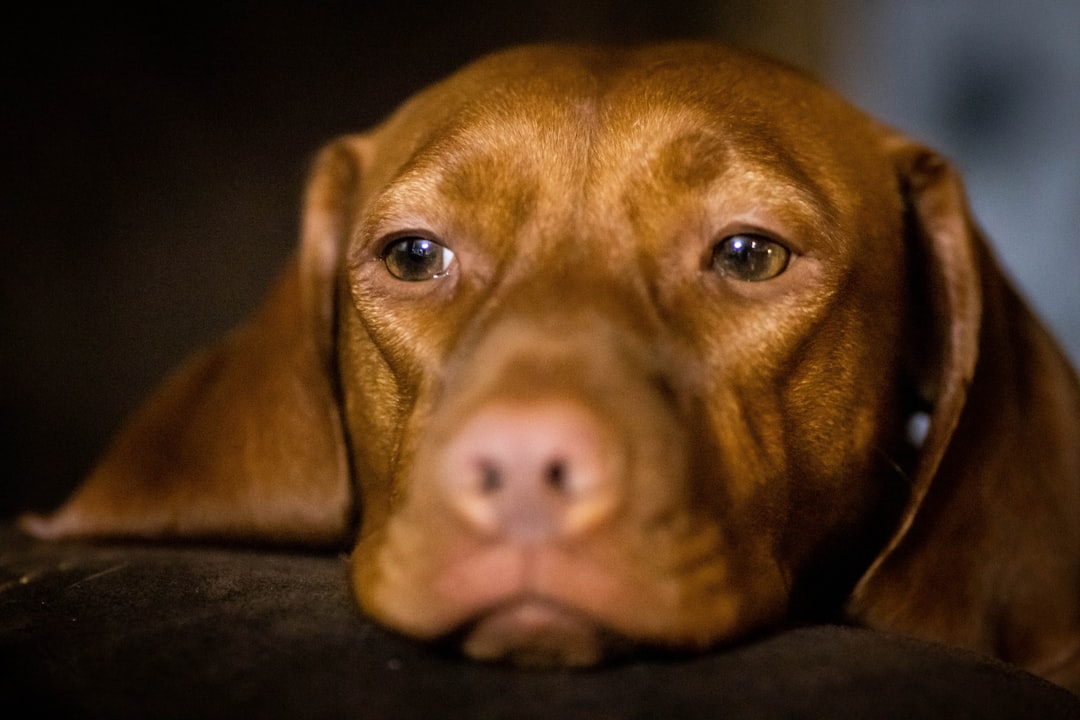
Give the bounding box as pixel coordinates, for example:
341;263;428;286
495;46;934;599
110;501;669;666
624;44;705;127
382;236;456;281
711;234;790;282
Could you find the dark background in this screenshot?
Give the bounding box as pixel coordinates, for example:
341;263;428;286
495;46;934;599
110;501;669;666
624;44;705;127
2;1;1076;519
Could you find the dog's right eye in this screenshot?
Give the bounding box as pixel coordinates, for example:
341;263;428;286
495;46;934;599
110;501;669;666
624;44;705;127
381;236;456;281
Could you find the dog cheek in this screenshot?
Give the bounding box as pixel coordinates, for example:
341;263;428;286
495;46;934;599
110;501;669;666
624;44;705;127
336;307;416;530
780;330;907;562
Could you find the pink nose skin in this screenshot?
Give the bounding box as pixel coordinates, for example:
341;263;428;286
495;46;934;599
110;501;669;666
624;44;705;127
441;400;623;542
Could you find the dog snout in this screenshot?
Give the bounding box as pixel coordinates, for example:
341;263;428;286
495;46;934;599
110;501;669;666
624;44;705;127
441;399;623;542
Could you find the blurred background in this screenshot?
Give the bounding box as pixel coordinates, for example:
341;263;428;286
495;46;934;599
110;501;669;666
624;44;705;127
2;1;1077;518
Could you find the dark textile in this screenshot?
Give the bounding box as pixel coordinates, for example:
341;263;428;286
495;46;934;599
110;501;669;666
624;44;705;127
2;525;1077;719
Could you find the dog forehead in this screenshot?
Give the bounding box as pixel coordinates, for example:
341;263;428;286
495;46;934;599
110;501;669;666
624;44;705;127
392;46;834;146
361;44;893;252
432;45;868;137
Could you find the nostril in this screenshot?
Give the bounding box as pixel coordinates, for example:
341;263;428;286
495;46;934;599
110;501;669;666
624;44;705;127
544;459;568;492
480;462;503;494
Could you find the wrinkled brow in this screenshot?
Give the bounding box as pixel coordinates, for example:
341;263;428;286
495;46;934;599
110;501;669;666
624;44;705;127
647;128;836;223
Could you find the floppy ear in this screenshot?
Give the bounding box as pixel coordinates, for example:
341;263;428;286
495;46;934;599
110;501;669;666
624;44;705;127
847;137;1080;689
19;137;370;547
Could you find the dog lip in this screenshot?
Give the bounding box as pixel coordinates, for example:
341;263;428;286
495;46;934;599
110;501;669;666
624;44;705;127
456;596;615;668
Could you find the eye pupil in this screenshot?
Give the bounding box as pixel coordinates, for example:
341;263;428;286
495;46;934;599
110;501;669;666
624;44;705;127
382;236;455;281
712;234;790;281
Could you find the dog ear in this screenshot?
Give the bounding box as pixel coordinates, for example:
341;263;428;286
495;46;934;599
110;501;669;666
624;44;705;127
847;137;1080;687
19;137;369;547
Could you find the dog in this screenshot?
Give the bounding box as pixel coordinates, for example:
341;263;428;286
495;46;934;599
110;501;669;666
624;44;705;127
20;43;1080;690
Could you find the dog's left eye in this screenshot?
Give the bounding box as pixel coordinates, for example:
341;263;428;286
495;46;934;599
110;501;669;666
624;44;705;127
382;236;456;281
711;234;790;282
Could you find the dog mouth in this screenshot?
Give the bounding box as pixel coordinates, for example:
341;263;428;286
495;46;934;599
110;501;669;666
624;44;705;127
450;596;631;668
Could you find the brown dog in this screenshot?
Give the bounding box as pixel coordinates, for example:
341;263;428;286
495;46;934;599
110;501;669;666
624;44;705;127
20;43;1080;690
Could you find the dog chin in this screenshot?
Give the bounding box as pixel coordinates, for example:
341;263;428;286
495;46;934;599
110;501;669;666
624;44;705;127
457;597;625;668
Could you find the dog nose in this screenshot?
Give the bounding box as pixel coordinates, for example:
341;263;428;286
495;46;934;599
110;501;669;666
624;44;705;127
441;400;622;541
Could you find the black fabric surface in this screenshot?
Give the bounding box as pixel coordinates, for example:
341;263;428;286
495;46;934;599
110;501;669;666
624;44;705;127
2;525;1078;719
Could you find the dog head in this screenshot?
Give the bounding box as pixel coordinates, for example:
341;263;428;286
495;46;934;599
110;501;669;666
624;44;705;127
324;44;949;663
